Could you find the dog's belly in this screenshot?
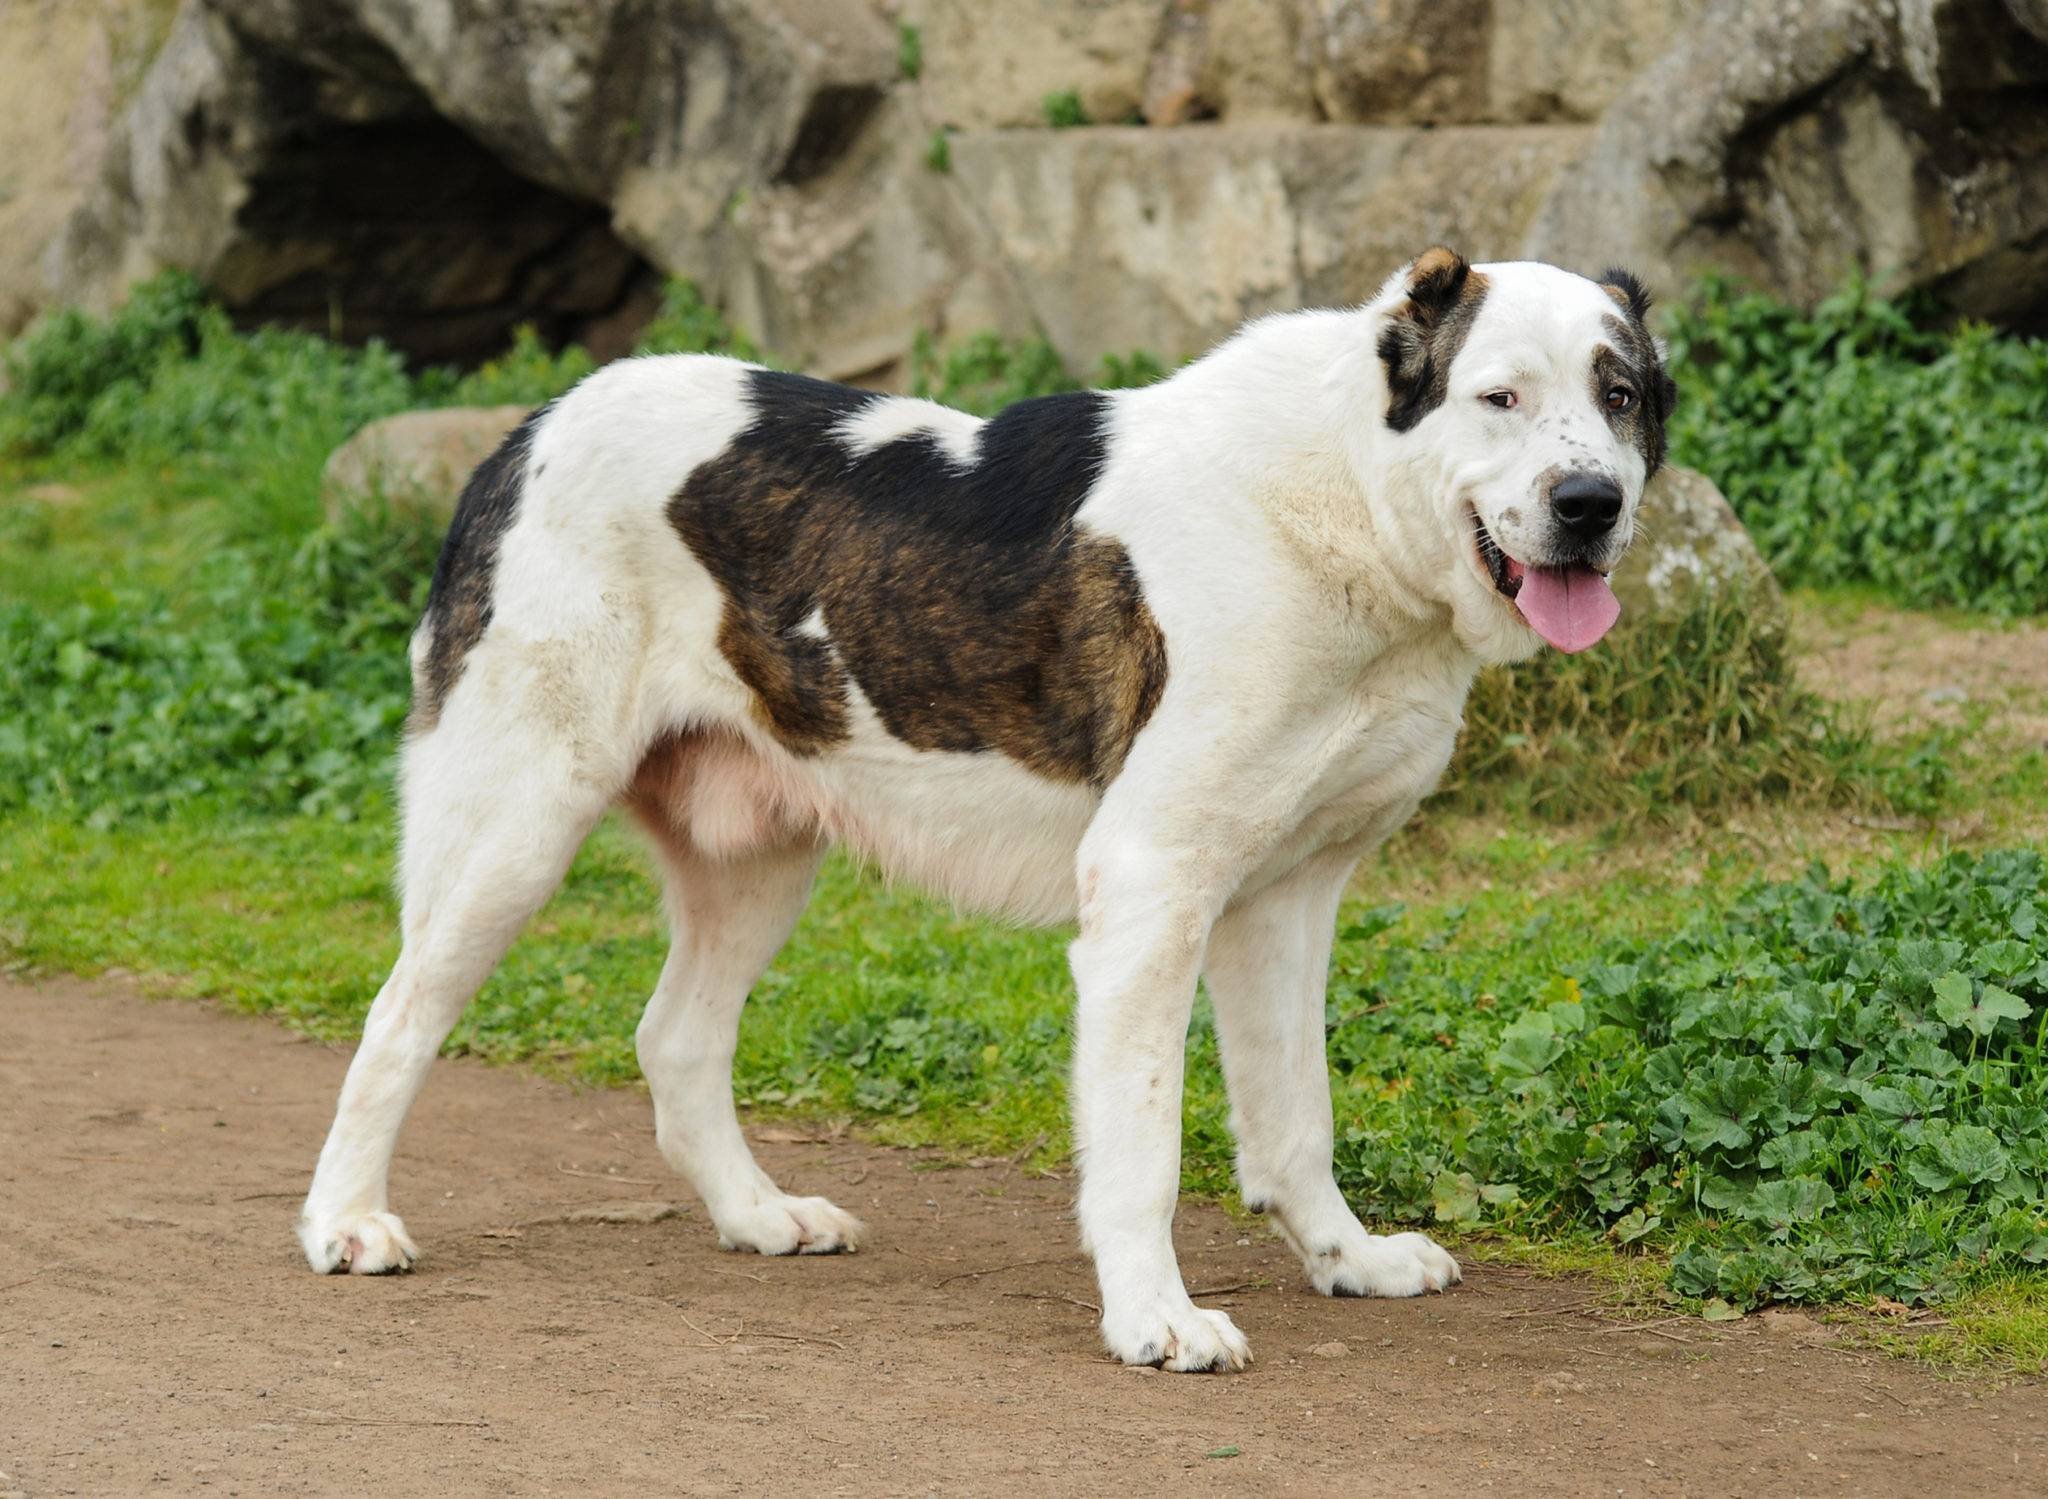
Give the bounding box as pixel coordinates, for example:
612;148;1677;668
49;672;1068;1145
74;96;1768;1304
801;708;1102;926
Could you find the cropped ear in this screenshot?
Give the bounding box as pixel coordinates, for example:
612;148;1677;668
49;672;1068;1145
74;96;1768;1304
1599;266;1655;326
1378;247;1487;432
1404;246;1474;331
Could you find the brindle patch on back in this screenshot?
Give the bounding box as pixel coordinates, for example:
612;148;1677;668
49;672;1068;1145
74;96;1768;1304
1378;246;1492;433
1594;266;1679;480
412;405;549;732
669;371;1167;786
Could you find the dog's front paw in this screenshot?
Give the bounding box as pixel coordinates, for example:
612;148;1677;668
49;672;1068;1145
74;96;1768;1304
1101;1297;1252;1372
714;1193;865;1255
299;1209;419;1275
1311;1228;1460;1298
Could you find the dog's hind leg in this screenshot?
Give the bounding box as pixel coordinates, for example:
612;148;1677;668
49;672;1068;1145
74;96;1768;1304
1203;844;1460;1299
630;822;862;1254
297;685;625;1275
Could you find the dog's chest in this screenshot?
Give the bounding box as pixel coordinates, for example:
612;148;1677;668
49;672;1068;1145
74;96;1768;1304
1242;644;1475;890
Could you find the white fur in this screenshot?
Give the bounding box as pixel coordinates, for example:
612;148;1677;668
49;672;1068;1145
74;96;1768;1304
299;262;1654;1371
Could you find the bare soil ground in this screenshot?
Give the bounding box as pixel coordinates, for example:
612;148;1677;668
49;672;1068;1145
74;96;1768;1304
1794;602;2048;749
4;978;2045;1497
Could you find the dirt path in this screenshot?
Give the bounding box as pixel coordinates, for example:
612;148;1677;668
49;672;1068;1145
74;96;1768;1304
2;977;2043;1498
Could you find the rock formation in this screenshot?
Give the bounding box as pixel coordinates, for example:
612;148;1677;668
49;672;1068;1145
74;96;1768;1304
9;0;2047;375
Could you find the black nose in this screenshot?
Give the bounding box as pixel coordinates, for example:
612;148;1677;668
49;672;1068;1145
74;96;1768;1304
1549;472;1623;542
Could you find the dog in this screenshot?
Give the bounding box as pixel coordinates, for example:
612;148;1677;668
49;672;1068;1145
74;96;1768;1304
298;248;1674;1372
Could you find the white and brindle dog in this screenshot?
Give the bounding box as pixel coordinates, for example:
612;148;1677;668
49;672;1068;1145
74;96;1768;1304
300;249;1675;1372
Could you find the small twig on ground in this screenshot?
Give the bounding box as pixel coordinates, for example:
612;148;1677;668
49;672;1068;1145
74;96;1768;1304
1496;1298;1609;1320
735;1329;849;1351
0;1270;50;1294
670;1306;739;1347
556;1165;660;1186
935;1256;1069;1287
233;1190;306;1201
844;1168;869;1187
1008;1132;1051;1167
1187;1282;1262;1299
1003;1290;1102;1316
289;1408;487;1429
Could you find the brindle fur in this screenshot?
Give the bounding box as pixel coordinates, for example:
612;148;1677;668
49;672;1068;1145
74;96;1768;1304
413;405;549;731
668;370;1167;786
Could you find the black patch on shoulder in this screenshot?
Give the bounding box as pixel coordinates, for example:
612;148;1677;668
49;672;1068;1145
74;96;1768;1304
412;405;547;731
670;371;1168;785
1379;247;1492;432
1594;266;1679;480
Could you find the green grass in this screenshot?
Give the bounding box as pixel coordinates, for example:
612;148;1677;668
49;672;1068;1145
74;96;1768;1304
5;272;2048;1372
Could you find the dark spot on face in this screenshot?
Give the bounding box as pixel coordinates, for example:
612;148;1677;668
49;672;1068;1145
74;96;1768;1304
1378;246;1491;432
411;405;549;732
670;371;1168;785
1594;265;1678;478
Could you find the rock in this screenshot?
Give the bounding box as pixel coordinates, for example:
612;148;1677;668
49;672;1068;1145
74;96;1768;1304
1307;0;1701;125
905;0;1171;129
47;0;896;362
321;405;532;523
1311;1339;1350;1358
1757;1308;1830;1342
23;0;2048;388
954;123;1589;368
0;0;172;336
1608;466;1780;624
1523;0;2048;328
1141;0;1316;125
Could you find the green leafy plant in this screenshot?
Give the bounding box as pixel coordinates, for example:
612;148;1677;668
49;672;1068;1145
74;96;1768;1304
1666;277;2048;615
1041;89;1088;128
897;21;922;80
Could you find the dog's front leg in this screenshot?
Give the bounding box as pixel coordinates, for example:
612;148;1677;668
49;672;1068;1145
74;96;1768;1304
1069;837;1249;1372
1205;844;1461;1299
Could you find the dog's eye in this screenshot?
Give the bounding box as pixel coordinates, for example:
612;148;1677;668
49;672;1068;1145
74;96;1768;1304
1483;391;1517;410
1605;385;1635;413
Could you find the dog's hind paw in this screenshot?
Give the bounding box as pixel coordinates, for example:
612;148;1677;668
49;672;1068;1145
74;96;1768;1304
715;1193;865;1256
1101;1299;1251;1373
1311;1229;1460;1298
299;1209;420;1275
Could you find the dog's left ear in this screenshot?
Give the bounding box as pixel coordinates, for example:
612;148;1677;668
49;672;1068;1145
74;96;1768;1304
1600;265;1680;418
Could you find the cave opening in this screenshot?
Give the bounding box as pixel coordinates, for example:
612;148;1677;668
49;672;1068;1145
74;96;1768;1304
213;107;661;369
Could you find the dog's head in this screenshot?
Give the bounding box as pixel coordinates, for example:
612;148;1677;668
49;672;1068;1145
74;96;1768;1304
1365;249;1677;662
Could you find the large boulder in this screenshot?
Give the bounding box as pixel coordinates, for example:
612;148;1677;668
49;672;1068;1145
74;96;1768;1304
0;0;172;338
20;0;2048;382
1305;0;1704;125
1611;466;1780;625
321;404;531;523
45;0;898;363
1522;0;2048;328
955;123;1589;366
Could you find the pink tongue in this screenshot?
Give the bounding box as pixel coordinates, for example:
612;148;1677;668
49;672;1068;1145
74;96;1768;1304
1514;565;1621;653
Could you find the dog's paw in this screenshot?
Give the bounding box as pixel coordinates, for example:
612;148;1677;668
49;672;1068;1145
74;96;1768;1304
1101;1299;1252;1373
299;1209;419;1276
715;1193;865;1256
1310;1229;1460;1298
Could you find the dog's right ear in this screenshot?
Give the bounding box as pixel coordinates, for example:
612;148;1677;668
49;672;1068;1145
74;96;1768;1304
1401;246;1474;332
1378;246;1480;432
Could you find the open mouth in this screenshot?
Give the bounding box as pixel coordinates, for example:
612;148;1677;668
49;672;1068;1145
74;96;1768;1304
1467;509;1623;655
1470;512;1526;602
